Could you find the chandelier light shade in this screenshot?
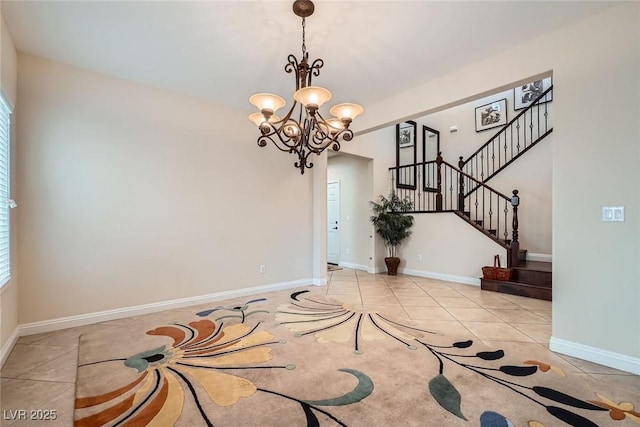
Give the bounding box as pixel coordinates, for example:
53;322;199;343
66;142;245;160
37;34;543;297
248;112;281;127
248;0;363;174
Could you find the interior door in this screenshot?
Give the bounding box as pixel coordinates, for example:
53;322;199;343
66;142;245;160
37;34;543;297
327;182;340;264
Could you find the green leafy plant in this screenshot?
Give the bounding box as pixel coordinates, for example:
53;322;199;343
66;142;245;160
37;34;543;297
370;191;414;257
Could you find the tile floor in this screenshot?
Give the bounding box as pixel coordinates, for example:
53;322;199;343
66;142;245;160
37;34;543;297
1;268;638;425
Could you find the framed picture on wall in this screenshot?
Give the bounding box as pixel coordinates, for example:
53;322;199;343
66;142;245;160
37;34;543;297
397;121;415;148
396;121;417;190
475;98;507;132
514;77;553;110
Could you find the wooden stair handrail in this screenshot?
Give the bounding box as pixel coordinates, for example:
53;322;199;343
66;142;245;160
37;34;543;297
462;85;554;168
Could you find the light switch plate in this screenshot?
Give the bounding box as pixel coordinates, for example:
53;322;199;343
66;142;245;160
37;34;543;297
602;206;624;222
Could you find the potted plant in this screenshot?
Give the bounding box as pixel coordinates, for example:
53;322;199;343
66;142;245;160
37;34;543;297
370;191;414;275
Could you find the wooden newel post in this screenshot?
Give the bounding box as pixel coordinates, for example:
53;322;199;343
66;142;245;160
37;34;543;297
436;152;443;211
510;189;520;267
458;156;465;211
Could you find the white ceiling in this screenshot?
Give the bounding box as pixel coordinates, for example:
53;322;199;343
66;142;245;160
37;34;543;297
1;1;618;113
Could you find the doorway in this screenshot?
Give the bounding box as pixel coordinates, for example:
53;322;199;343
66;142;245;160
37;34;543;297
327;181;340;264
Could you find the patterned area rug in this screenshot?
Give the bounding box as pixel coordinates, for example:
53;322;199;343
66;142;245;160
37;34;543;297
74;289;640;426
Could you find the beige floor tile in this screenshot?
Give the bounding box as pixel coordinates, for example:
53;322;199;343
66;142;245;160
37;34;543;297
431;297;479;308
1;345;75;379
326;287;361;295
361;295;401;306
454;289;483;298
511;323;552;343
0;378;74;414
510;298;552;311
387;282;422;289
391;288;428;297
470;298;522;310
383;276;414;283
488;309;550;324
329;279;359;287
413;280;451;288
356;275;386;282
403;306;456;321
445;282;479;291
445;307;502;322
406;319;473;337
424;288;463;298
533;310;552;321
395;296;440;307
15;349;78;383
358;288;395;298
3;385;76;427
327;294;362;306
461;322;535;342
588;373;640;391
558;354;635;375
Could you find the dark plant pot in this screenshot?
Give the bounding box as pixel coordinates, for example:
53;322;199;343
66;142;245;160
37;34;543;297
384;257;401;276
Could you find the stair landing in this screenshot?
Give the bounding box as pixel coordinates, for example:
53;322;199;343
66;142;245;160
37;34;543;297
481;260;552;301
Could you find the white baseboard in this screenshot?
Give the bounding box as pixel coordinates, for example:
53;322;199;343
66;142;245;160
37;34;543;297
1;327;19;367
527;253;552;262
550;336;640;375
312;278;327;286
400;267;480;286
18;278;313;337
338;261;369;271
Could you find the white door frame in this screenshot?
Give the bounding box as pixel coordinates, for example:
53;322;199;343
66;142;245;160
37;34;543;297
327;181;340;265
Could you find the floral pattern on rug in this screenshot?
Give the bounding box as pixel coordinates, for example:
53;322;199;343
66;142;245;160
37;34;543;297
277;290;639;427
75;319;282;426
75;301;374;426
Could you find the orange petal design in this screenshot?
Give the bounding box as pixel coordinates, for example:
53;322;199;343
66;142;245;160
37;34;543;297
75;394;135;427
146;369;184;427
176;365;256;407
610;409;627;421
185;320;217;347
550;365;566;377
627;412;640;423
147;326;186;347
122;376;169;426
524;360;550;371
75;371;148;408
528;422;546;427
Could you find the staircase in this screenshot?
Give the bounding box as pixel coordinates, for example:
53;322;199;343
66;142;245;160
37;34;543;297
480;260;552;301
460;85;554;191
389;86;553;300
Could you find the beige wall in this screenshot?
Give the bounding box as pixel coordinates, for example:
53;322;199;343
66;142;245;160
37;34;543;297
0;11;19;356
327;153;372;269
354;4;640;361
16;54;315;324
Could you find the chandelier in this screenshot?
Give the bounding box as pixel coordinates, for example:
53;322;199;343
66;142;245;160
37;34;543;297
248;0;364;175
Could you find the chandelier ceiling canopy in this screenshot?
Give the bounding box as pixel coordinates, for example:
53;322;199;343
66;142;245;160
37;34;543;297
248;0;364;175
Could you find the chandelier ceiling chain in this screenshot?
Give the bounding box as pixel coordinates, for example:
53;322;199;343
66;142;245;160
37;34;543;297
301;17;306;57
248;0;364;175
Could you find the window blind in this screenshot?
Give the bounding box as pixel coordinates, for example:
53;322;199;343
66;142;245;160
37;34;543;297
0;94;12;287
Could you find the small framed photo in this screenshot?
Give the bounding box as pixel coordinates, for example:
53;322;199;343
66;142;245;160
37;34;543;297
475;98;507;132
397;121;415;148
514;77;553;110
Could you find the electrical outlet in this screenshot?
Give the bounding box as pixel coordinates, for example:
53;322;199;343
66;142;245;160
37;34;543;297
259;265;266;274
417;255;422;261
346;248;350;255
